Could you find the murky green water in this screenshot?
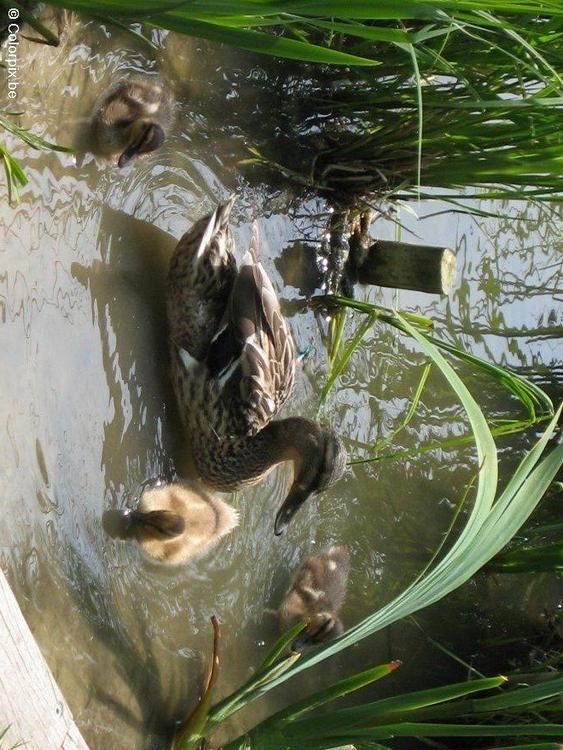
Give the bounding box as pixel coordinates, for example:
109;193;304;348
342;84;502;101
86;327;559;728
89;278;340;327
1;15;562;750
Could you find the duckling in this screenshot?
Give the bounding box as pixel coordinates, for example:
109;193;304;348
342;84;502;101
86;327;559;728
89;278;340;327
102;482;238;565
167;197;348;535
92;77;174;167
279;546;350;650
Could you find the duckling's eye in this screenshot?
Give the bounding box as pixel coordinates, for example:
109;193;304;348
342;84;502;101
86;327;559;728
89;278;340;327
115;118;134;129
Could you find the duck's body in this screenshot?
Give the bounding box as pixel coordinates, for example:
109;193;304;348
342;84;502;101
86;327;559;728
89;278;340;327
92;77;174;167
167;199;347;534
280;546;350;649
103;482;238;565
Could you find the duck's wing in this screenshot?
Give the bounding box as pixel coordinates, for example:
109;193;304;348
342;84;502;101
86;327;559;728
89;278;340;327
218;225;295;436
167;197;237;361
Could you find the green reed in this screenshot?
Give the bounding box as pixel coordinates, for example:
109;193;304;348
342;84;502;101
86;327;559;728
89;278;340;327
313;295;554;462
217;666;563;750
0;110;73;203
0;728;25;750
173;615;563;748
487;512;563;574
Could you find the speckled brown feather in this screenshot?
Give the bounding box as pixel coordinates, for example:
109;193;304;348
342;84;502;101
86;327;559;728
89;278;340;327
167;206;295;443
226;226;295;435
167;198;237;360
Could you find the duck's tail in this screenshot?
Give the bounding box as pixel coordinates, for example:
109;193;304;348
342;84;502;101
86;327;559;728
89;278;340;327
196;194;237;259
167;195;238;359
102;508;185;540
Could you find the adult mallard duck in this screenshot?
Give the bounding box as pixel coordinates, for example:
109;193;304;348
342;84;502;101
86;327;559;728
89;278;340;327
279;546;350;650
167;197;347;535
102;481;239;565
92;76;174;167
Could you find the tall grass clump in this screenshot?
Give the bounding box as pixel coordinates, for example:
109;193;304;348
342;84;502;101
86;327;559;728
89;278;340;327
239;8;563;206
3;1;562;204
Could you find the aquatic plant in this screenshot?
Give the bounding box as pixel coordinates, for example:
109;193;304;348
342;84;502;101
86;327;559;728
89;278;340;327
489;540;563;574
2;1;562;204
487;514;563;574
0;111;72;203
169;320;563;748
238;11;563;205
172;618;563;749
211;654;563;750
36;1;563;69
0;727;25;750
314;296;555;460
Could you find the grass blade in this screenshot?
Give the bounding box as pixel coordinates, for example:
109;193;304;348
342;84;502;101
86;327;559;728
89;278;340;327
370;363;432;454
257;621;308;673
321;312;376;405
272;661;402;724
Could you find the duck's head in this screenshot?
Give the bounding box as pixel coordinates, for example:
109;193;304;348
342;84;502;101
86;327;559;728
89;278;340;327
118;119;166;168
274;423;347;535
291;612;343;651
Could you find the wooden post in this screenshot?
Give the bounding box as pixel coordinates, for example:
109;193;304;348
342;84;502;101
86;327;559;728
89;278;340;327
0;570;90;750
354;240;456;295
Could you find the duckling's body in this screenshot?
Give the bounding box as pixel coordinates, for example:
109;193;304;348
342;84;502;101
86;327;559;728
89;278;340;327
167;198;347;534
92;77;174;166
279;546;350;649
103;483;238;565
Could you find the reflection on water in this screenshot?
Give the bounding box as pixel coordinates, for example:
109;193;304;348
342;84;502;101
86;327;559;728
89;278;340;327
1;14;562;750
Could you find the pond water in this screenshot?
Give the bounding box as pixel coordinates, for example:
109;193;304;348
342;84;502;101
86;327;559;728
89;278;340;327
1;15;562;750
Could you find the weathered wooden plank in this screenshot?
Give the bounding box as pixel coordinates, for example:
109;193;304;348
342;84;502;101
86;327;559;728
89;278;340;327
0;570;90;750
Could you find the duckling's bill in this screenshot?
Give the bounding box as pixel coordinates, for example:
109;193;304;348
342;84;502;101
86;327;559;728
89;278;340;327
118;121;166;167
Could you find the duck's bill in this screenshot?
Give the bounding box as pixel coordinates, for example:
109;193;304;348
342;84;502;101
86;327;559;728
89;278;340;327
291;614;339;651
118;123;165;167
290;631;312;652
118;144;141;168
274;486;310;536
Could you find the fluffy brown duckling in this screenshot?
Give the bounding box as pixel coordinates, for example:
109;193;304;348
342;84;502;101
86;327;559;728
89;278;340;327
103;482;238;565
92;77;174;167
279;546;350;650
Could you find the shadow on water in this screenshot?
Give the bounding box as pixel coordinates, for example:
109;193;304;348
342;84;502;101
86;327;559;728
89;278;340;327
63;546;199;750
275;241;323;299
70;205;188;492
54;206;218;748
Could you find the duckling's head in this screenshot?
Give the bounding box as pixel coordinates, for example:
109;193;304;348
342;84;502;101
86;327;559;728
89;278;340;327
118;119;166;168
102;507;185;540
274;424;347;535
291;612;343;651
